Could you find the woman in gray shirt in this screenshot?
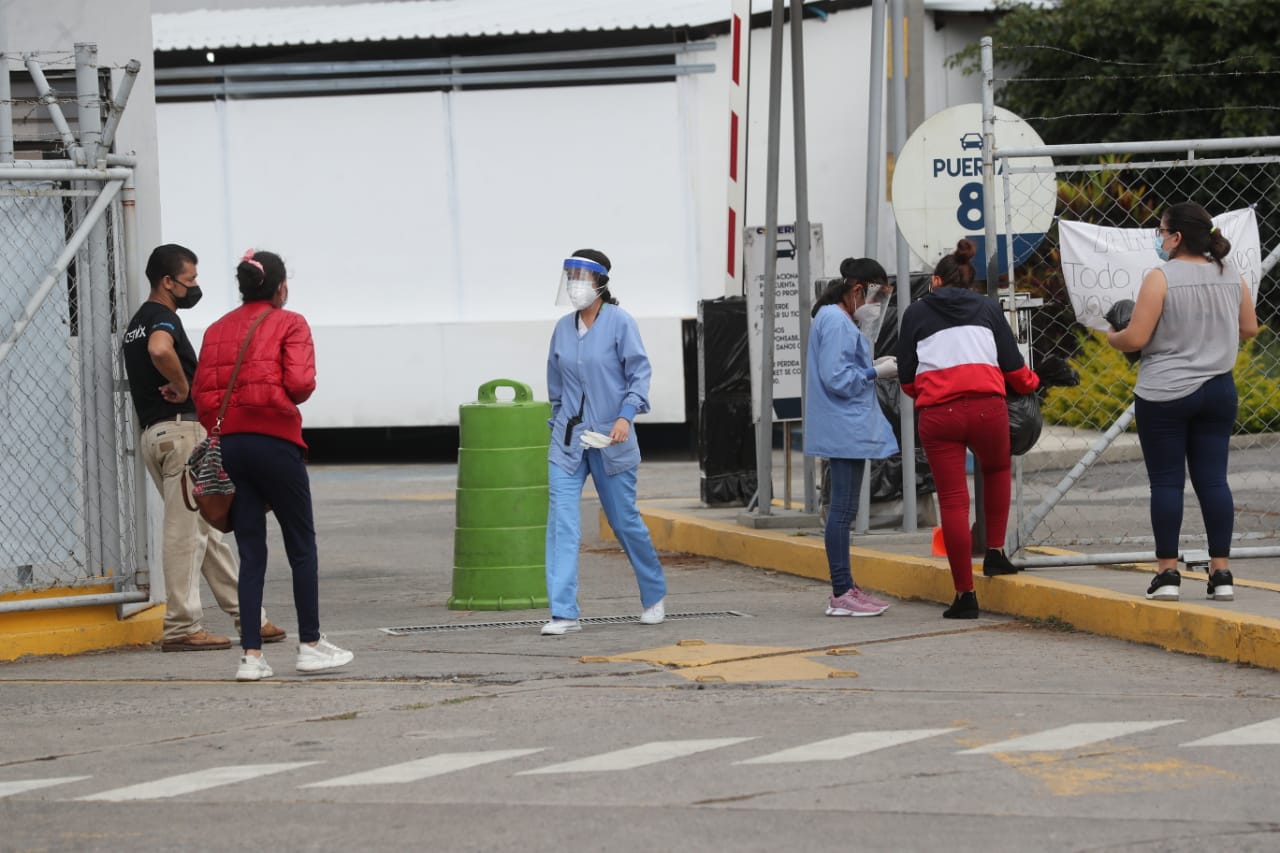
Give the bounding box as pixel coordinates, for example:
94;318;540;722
1107;202;1258;603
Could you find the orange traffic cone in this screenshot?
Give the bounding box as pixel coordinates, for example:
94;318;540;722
931;525;947;557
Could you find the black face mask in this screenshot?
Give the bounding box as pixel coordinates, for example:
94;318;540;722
173;285;203;310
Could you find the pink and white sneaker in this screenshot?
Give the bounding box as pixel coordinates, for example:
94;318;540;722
825;588;888;617
853;587;891;611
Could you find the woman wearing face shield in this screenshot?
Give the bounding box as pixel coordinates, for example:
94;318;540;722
540;249;667;636
805;259;900;617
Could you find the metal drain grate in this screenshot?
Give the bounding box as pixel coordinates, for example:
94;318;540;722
380;610;751;635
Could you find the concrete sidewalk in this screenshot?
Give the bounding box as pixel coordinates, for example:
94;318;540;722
606;417;1280;671
619;430;1280;671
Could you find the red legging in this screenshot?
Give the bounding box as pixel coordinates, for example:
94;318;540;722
918;394;1011;593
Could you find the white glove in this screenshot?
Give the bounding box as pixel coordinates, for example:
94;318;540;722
579;430;613;449
873;356;898;380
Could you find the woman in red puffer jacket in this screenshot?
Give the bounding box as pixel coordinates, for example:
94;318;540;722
192;248;353;683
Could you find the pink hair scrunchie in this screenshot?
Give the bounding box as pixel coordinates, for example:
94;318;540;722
241;248;264;275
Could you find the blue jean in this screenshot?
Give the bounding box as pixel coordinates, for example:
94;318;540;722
824;458;866;597
1134;372;1237;560
545;452;666;620
221;433;321;650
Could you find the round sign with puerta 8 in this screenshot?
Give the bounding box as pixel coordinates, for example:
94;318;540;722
891;103;1056;281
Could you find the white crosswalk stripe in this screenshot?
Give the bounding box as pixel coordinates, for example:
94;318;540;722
736;728;960;764
0;777;91;798
958;721;1184;754
302;749;544;787
26;717;1280;802
78;762;319;801
517;738;754;775
1182;717;1280;747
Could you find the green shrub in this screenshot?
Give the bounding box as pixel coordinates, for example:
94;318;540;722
1041;329;1280;433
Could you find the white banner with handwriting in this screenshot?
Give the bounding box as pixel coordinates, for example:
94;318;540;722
1060;208;1260;331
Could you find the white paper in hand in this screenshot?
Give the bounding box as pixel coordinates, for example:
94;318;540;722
579;430;613;449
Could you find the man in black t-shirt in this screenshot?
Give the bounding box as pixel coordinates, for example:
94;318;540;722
123;244;285;652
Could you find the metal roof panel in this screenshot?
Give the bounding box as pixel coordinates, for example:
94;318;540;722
153;0;828;52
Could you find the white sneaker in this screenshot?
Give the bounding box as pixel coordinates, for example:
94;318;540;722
540;618;581;636
236;654;273;682
295;635;354;673
639;599;666;625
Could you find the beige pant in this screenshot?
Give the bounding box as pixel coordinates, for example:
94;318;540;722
141;417;268;640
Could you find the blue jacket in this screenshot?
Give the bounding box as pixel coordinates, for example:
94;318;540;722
547;304;651;475
803;304;898;460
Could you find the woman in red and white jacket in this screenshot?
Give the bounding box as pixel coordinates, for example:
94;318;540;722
193;249;353;682
896;240;1040;619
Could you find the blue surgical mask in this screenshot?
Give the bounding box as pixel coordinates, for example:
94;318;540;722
1154;233;1170;262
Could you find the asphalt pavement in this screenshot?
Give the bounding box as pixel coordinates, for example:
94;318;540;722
5;453;1280;852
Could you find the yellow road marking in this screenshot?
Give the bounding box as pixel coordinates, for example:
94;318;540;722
595;642;858;683
992;751;1239;796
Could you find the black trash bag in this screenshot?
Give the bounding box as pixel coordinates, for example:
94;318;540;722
1104;298;1134;331
1007;392;1043;456
1035;353;1081;388
1103;299;1141;365
869;376;935;501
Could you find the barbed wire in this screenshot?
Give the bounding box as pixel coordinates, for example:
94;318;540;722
1013;105;1280;123
0;50;77;66
996;45;1274;69
1;97;106;105
1001;70;1280;84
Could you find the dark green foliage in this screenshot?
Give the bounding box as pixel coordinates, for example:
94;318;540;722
952;0;1280;144
950;1;1280;346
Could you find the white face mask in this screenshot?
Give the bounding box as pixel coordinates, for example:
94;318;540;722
853;303;881;339
566;281;600;310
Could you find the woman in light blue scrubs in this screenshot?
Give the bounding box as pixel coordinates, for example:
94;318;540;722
541;249;667;636
805;259;899;618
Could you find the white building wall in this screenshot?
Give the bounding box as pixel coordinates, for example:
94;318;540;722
156;5;986;428
921;14;989;118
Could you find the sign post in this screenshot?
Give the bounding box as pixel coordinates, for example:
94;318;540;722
744;223;824;424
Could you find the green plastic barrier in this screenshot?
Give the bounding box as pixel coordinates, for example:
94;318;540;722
449;379;550;610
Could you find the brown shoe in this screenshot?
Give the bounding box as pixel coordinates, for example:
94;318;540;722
161;630;232;652
260;622;288;644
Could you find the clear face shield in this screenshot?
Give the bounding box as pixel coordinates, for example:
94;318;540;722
853;281;894;343
555;257;609;309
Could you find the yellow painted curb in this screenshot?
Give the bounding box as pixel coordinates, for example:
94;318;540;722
0;586;163;662
603;502;1280;672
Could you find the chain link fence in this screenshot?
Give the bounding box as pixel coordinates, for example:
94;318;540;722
994;140;1280;553
0;176;141;595
1;45;144;601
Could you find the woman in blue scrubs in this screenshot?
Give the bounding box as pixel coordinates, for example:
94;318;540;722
805;259;899;618
541;249;667;636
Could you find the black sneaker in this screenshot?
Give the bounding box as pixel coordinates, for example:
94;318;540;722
943;590;979;619
1206;569;1235;602
1145;568;1181;601
983;549;1019;577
